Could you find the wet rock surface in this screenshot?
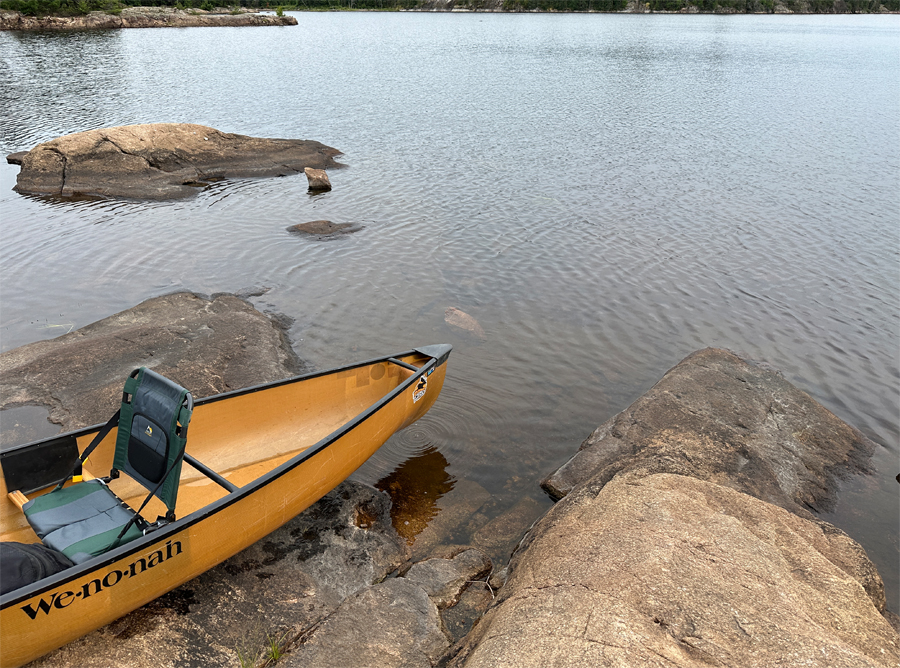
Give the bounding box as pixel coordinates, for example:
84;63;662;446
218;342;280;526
0;291;302;431
8;123;341;200
0;7;298;31
441;581;494;645
451;472;900;668
278;549;494;668
542;347;876;517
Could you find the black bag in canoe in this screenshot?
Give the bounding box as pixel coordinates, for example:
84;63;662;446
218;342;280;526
0;542;73;595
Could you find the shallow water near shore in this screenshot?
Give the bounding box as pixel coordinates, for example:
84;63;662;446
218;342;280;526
0;13;897;610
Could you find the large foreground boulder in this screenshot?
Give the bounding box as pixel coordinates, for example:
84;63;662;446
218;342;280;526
446;348;899;667
0;291;301;430
451;472;900;668
8;124;341;200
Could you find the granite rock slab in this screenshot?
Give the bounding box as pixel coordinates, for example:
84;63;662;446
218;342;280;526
8;123;341;200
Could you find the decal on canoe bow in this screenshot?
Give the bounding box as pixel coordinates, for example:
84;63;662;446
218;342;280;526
412;375;428;403
19;540;183;620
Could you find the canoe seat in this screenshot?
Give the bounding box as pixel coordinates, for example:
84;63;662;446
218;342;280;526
23;480;145;563
21;368;193;564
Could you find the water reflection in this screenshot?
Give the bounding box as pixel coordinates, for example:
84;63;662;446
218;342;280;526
375;446;456;545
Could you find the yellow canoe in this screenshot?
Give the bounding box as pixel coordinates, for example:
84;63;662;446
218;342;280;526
0;345;451;667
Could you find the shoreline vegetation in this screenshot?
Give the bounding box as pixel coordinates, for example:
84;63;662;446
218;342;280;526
0;5;299;28
1;0;897;20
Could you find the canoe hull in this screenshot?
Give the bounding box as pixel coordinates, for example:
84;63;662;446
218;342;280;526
0;347;448;667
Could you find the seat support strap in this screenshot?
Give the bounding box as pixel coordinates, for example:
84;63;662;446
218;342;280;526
53;409;120;493
109;449;186;550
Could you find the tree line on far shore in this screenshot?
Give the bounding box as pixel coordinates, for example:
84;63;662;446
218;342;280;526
1;0;895;18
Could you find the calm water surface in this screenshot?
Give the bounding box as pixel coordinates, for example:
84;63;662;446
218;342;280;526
1;13;898;609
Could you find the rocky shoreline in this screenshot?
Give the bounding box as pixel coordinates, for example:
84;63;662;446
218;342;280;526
1;293;897;667
1;2;896;29
0;7;297;31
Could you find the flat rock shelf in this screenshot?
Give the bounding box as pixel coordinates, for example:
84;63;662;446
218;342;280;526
6;124;341;200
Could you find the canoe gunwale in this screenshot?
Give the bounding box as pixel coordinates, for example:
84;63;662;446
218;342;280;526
1;346;442;459
0;346;448;609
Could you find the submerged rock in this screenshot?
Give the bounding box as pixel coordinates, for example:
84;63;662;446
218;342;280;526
470;495;546;555
0;291;302;431
444;307;486;340
406;479;491;559
8;123;341;200
287;220;361;239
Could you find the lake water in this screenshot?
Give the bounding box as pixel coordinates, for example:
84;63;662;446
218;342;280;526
0;13;897;610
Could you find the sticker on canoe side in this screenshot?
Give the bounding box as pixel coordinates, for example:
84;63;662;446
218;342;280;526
412;376;427;403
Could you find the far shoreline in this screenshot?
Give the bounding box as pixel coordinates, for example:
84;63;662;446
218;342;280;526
0;6;298;31
2;1;897;31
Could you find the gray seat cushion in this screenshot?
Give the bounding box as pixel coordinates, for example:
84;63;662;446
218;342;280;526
23;480;143;564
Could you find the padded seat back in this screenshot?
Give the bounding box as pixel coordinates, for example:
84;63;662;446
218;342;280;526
113;367;193;514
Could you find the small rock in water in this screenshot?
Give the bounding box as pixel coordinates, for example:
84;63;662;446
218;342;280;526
304;167;332;191
444;307;485;339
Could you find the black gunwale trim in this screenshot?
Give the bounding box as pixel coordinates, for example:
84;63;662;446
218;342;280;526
1;347;449;608
0;348;421;460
